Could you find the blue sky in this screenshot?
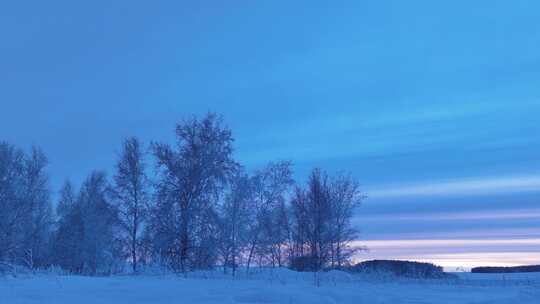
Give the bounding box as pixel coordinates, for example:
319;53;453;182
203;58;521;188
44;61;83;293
1;1;540;268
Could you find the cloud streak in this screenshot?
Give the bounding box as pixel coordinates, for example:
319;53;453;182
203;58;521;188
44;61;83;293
368;175;540;198
354;238;540;270
360;208;540;222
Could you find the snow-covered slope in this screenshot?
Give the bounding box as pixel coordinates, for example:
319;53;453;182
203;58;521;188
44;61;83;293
1;269;539;304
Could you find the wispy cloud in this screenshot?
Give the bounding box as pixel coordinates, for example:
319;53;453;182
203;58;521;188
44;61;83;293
397;252;540;270
361;228;540;241
356;238;540;248
360;208;540;221
368;175;540;198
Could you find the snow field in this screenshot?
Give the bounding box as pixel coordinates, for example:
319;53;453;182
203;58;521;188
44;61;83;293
1;268;540;304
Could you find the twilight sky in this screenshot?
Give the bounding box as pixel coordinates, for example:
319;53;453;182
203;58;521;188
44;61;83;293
1;1;540;269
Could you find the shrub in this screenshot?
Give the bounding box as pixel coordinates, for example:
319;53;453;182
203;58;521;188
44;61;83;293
348;260;451;279
289;256;320;272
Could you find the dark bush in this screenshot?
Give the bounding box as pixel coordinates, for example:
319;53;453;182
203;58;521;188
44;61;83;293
289;256;320;272
472;265;540;273
348;260;452;279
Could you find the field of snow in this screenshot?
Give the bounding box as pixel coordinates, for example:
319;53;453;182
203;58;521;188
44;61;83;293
1;269;540;304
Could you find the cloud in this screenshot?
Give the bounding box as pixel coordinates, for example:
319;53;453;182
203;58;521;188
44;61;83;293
397;252;540;270
353;238;540;269
360;208;540;221
367;175;540;198
356;238;540;248
361;228;540;241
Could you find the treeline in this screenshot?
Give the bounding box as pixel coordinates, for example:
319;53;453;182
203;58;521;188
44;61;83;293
0;113;363;276
471;265;540;273
349;260;452;279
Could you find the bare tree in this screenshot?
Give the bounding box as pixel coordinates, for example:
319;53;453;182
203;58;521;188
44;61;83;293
306;169;332;270
1;114;365;275
152;113;238;272
112;137;149;273
289;169;363;271
20;146;53;268
218;171;252;276
0;142;26;263
0;143;52;268
328;173;363;268
290;186;309;262
245;161;294;271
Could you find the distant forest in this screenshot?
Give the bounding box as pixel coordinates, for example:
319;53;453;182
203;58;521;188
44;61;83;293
0;113;363;276
471;265;540;273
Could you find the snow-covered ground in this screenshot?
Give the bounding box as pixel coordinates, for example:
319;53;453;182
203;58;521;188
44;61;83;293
1;269;539;304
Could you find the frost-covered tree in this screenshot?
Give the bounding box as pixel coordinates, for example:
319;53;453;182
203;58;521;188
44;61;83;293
56;180;76;219
289;186;309;263
289;169;363;271
151;113;238;272
328;173;363;268
52;181;85;273
112;137;149;273
305;169;332;270
218;171;252;276
0;143;52;269
53;172;121;275
78;171;120;275
1;113;364;275
0;142;26;264
246;161;294;271
19;147;54;268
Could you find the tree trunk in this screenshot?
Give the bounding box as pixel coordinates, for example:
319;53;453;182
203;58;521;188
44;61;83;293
246;241;256;274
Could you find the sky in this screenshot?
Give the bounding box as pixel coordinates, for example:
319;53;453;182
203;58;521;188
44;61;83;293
1;0;540;270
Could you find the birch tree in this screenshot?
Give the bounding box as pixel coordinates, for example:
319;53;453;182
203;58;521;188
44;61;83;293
218;172;252;276
112;137;149;273
245;161;294;271
290;169;363;271
152;113;238;272
0;143;52;268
